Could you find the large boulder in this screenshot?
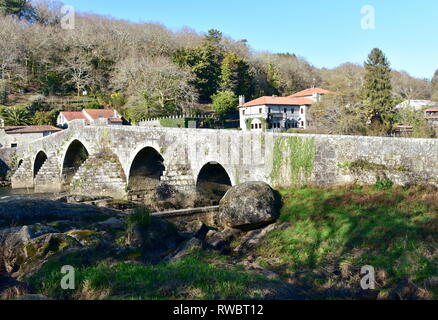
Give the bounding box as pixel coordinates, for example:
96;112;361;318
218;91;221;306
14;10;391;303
0;227;82;279
217;182;281;230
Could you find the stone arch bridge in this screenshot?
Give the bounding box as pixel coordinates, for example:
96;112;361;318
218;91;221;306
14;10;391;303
11;119;438;199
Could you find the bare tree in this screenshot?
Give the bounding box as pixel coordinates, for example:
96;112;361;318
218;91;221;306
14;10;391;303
112;54;198;115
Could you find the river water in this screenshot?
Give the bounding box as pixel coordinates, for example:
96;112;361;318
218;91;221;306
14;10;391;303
0;188;62;203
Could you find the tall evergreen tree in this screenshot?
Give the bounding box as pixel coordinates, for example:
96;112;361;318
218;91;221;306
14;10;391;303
362;48;394;131
174;29;223;103
219;51;253;98
266;63;282;96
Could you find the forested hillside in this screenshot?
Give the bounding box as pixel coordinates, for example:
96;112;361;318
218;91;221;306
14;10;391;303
0;0;435;127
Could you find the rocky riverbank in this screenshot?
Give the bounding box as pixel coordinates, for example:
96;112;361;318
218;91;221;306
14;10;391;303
0;182;299;300
1;182;436;300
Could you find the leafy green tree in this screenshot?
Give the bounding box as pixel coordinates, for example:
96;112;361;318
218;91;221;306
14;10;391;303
220;51;253;97
211;90;238;116
1;106;30;125
362;48;395;134
33;111;55;126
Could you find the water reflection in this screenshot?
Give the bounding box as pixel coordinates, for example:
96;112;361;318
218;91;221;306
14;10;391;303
0;188;62;202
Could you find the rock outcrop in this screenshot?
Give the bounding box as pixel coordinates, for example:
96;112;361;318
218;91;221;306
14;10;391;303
0;199;118;228
125;217;183;263
217;182;282;230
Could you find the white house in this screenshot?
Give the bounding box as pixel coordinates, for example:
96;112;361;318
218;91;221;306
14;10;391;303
239;88;330;131
57;109;123;129
396;100;437;111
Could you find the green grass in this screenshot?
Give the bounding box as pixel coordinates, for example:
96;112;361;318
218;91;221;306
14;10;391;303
256;184;438;298
28;250;273;300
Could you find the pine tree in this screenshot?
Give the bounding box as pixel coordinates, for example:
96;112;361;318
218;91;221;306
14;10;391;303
219;51;252;97
362;48;394;131
173;29;224;103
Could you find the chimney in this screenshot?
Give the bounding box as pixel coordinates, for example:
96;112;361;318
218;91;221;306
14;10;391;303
239;95;245;106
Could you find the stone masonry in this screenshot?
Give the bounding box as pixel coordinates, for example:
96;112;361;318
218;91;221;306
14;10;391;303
9;119;438;199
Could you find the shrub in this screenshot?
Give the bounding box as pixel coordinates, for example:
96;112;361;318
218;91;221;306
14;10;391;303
211;90;238;116
374;176;394;190
127;206;152;228
84;102;104;109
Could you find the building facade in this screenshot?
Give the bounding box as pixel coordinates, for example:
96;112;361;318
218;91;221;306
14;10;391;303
57;109;123;128
0;125;62;149
424;108;438;126
239;88;330;132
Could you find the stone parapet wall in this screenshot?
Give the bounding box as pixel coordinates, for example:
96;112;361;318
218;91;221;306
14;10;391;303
10;120;438;200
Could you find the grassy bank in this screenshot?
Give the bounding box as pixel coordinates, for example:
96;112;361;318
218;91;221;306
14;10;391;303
28;250;282;300
256;184;438;299
27;184;438;300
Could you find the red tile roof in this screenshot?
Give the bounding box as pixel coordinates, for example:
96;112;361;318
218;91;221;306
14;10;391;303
83;109;118;120
289;88;331;98
60;109;123;123
60;111;87;121
3;126;62;134
242;96;314;107
424;108;438;112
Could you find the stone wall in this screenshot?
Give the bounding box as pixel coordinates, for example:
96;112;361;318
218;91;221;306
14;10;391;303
11;120;438;199
0;148;17;180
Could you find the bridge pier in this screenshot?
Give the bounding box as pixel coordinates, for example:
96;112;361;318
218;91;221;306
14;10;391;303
68;152;128;199
161;165;196;193
34;154;63;193
11;158;34;190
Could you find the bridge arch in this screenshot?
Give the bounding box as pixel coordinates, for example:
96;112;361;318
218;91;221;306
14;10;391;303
33;151;48;178
196;161;233;204
128;146;165;191
61;139;90;184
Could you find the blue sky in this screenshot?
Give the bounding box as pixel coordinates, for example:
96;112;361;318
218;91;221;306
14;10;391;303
64;0;438;79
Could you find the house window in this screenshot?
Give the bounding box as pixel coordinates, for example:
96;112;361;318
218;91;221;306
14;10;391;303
284;108;287;113
301;121;304;127
268;108;271;113
259;108;262;114
251;124;254;129
301;108;304;114
242;110;246;115
11;143;17;148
